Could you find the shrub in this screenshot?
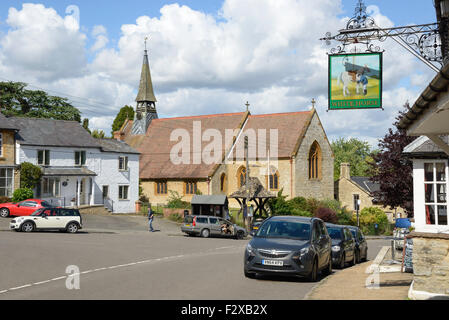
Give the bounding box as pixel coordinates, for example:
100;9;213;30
168;213;184;223
336;209;356;226
166;190;190;209
0;196;12;204
315;207;338;223
291;208;313;217
320;199;342;213
267;189;292;215
305;198;322;215
12;188;34;202
357;207;390;235
19;162;42;189
287;197;308;211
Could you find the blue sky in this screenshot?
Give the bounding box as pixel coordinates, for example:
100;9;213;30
0;1;440;146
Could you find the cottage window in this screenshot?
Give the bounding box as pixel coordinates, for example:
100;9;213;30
0;168;13;197
37;150;50;166
119;185;129;200
75;151;86;166
156;181;168;195
308;141;322;180
424;162;448;226
185;181;197;195
119;156;128;171
237;166;246;188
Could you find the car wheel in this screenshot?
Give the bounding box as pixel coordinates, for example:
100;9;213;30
339;253;346;269
21;221;34;233
308;259;318;282
201;228;210;238
244;269;256;279
66;223;79;234
235;231;244;240
0;208;9;218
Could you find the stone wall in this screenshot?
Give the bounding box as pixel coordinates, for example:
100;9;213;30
412;232;449;296
0;130;15;165
141;180;209;206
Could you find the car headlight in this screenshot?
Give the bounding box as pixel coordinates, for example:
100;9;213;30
332;246;341;252
300;247;309;255
246;243;253;255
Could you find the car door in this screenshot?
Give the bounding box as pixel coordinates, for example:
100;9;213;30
318;221;331;268
344;228;355;261
311;222;323;268
57;209;75;229
33;208;55;229
208;217;222;235
358;230;367;258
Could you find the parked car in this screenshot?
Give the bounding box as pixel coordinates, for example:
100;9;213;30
325;223;356;269
251;218;265;234
244;216;332;282
0;199;54;218
10;208;83;233
181;215;247;239
347;226;368;263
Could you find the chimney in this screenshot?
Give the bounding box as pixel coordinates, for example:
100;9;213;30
340;163;351;180
113;131;124;141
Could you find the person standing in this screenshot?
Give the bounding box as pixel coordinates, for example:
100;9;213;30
148;204;154;232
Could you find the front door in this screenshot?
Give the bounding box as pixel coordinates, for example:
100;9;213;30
79;178;86;205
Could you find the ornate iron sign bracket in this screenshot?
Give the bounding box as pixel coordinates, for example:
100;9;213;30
321;0;442;72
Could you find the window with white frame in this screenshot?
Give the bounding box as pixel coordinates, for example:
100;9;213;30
0;168;13;197
118;156;128;171
118;185;129;200
42;177;61;197
74;151;86;166
0;133;3;157
424;162;448;226
37;150;50;166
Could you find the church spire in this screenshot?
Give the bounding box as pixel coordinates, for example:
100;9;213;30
131;37;158;135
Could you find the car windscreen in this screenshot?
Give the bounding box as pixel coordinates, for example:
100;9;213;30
41;201;52;207
31;208;45;216
350;229;357;238
255;220;310;240
327;227;343;239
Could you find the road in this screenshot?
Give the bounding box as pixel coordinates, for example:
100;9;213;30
0;214;390;300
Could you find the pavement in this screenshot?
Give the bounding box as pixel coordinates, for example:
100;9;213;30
306;246;413;300
0;214;394;300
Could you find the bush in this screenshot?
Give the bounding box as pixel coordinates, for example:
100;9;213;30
320;199;342;213
336;209;356;226
12;188;34;202
315;207;338;223
305;198;321;215
291;208;313;217
0;196;12;204
19;162;42;189
358;207;390;235
168;213;184;223
166;190;190;209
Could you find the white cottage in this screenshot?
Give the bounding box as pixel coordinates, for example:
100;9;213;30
404;135;449;234
6;115;139;214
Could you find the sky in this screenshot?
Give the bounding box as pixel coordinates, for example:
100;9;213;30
0;0;440;147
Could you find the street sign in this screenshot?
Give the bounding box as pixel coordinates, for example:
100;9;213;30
328;52;383;110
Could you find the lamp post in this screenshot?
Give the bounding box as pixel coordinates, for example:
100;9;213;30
356;199;361;228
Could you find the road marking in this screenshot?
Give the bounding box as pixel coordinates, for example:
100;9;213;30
0;244;245;296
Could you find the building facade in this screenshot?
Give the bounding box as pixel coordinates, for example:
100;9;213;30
0;113;20;197
0;114;140;213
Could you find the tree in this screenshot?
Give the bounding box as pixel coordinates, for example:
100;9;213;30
369;103;416;217
0;81;81;122
19;162;42;189
332;137;375;181
82;118;91;134
111;105;135;135
92;129;106;139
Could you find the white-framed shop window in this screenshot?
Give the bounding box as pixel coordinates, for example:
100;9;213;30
424;161;448;226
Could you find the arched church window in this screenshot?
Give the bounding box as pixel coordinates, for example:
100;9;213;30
309;141;322;180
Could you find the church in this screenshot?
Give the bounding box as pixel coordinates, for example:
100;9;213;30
114;48;335;208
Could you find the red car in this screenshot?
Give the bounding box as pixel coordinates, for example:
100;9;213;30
0;199;53;218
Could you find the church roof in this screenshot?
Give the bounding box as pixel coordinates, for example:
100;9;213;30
135;109;316;180
138;112;248;179
136;50;157;103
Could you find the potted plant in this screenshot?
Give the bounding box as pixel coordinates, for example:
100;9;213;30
71;197;76;207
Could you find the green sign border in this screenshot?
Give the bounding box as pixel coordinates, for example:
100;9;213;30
328;52;383;111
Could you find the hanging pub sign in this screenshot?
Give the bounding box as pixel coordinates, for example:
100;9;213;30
328;52;382;110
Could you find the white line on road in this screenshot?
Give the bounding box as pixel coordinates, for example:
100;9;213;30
0;244;245;296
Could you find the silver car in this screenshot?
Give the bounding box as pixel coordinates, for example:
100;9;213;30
181;215;247;239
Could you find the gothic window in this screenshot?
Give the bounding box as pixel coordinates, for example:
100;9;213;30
309;141;322;180
220;173;227;193
268;171;280;190
237;166;246;188
185;181;198;195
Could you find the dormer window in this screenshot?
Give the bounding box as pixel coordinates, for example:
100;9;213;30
75;151;86;166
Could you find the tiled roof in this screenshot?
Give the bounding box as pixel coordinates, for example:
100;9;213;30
138;112;248;179
403;135;448;156
96;138;140;154
0;112;20;130
351;176;380;194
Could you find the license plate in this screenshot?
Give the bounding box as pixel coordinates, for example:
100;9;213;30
185;224;190;227
262;260;283;266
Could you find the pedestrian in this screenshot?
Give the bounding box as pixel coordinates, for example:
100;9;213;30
148;204;155;232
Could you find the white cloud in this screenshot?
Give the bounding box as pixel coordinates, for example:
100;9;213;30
0;0;433;146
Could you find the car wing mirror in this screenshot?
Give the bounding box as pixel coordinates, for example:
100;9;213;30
250;231;256;237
